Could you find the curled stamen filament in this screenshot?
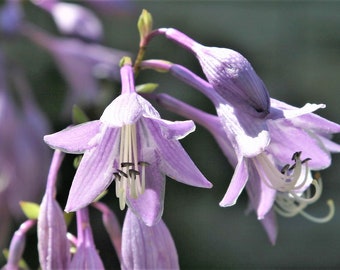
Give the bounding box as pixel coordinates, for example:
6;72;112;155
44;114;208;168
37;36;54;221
254;152;309;192
274;177;334;223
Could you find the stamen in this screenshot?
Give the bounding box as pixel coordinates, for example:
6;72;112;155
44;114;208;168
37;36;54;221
274;174;334;223
114;124;147;209
254;152;311;192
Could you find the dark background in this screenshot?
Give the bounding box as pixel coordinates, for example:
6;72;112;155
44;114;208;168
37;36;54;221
1;1;340;269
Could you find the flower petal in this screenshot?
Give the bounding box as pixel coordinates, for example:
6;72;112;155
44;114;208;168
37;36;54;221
259;209;278;245
268;119;331;170
127;148;165;226
219;157;248;207
145;117;196;140
246;160;276;219
216;99;270;158
44;120;101;154
121;209;179;270
38;194;70;269
65;126;120;212
143;118;212;188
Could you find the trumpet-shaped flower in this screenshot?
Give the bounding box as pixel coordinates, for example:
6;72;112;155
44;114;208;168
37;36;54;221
152;65;340;244
150;27;270;117
44;59;212;226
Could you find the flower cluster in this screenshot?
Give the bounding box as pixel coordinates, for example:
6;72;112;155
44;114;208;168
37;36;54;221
1;4;339;269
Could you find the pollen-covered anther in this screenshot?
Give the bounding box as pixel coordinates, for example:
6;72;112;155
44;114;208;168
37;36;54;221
114;124;148;210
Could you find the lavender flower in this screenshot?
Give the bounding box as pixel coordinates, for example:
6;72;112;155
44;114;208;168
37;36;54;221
21;23;128;112
121;209;179;270
37;150;70;270
2;219;36;270
147;28;270;117
44;58;212;226
145;61;339;244
30;0;103;42
70;207;104;269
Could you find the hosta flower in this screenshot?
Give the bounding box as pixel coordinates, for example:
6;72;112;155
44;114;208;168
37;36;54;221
149;27;270;117
21;23;128;112
121;209;179;270
38;150;70;270
30;0;103;42
44;58;212;226
151;65;339;244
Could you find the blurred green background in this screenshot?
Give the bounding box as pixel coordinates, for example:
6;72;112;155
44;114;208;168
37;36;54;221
1;1;340;269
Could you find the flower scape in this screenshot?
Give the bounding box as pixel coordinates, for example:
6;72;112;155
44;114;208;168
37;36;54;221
1;4;340;269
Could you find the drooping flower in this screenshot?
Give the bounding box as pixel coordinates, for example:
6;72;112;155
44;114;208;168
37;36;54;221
44;58;212;226
121;208;179;270
2;219;36;270
37;150;70;270
147;27;270;117
30;0;103;42
21;23;129;113
148;62;339;244
0;52;51;249
69;207;105;269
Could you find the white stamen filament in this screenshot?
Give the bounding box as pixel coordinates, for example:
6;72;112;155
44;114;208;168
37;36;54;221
274;177;335;223
254;152;309;192
115;124;146;210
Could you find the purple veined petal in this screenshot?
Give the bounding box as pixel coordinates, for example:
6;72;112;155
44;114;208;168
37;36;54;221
246;160;276;219
65;126;120;212
70;245;105;270
193;45;270;117
44;120;101;154
259;209;278;246
127;148;165;226
317;136;340;153
100;93;145;127
145;117;196;140
219;157;249;207
38;194;70;270
268;119;331;170
142;118;212;189
216;101;270;158
121;209;179;270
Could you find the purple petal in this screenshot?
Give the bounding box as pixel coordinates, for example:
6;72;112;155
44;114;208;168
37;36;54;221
259;209;278;245
127;148;165;226
194;45;270;116
65;126;120;212
44;120;101;154
246;160;276;219
219;158;249;207
216;101;270;158
121;209;179;270
146;117;196;140
143;118;212;188
268;119;331;170
100;93;146;126
317;136;340;153
38;194;70;269
70;245;105;269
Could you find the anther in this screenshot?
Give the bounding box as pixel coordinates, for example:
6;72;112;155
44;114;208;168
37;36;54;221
291;151;302;161
117;169;128;178
121;162;134;167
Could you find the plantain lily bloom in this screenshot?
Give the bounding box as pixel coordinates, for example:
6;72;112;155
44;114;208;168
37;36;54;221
44;58;212;226
154;83;339;244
